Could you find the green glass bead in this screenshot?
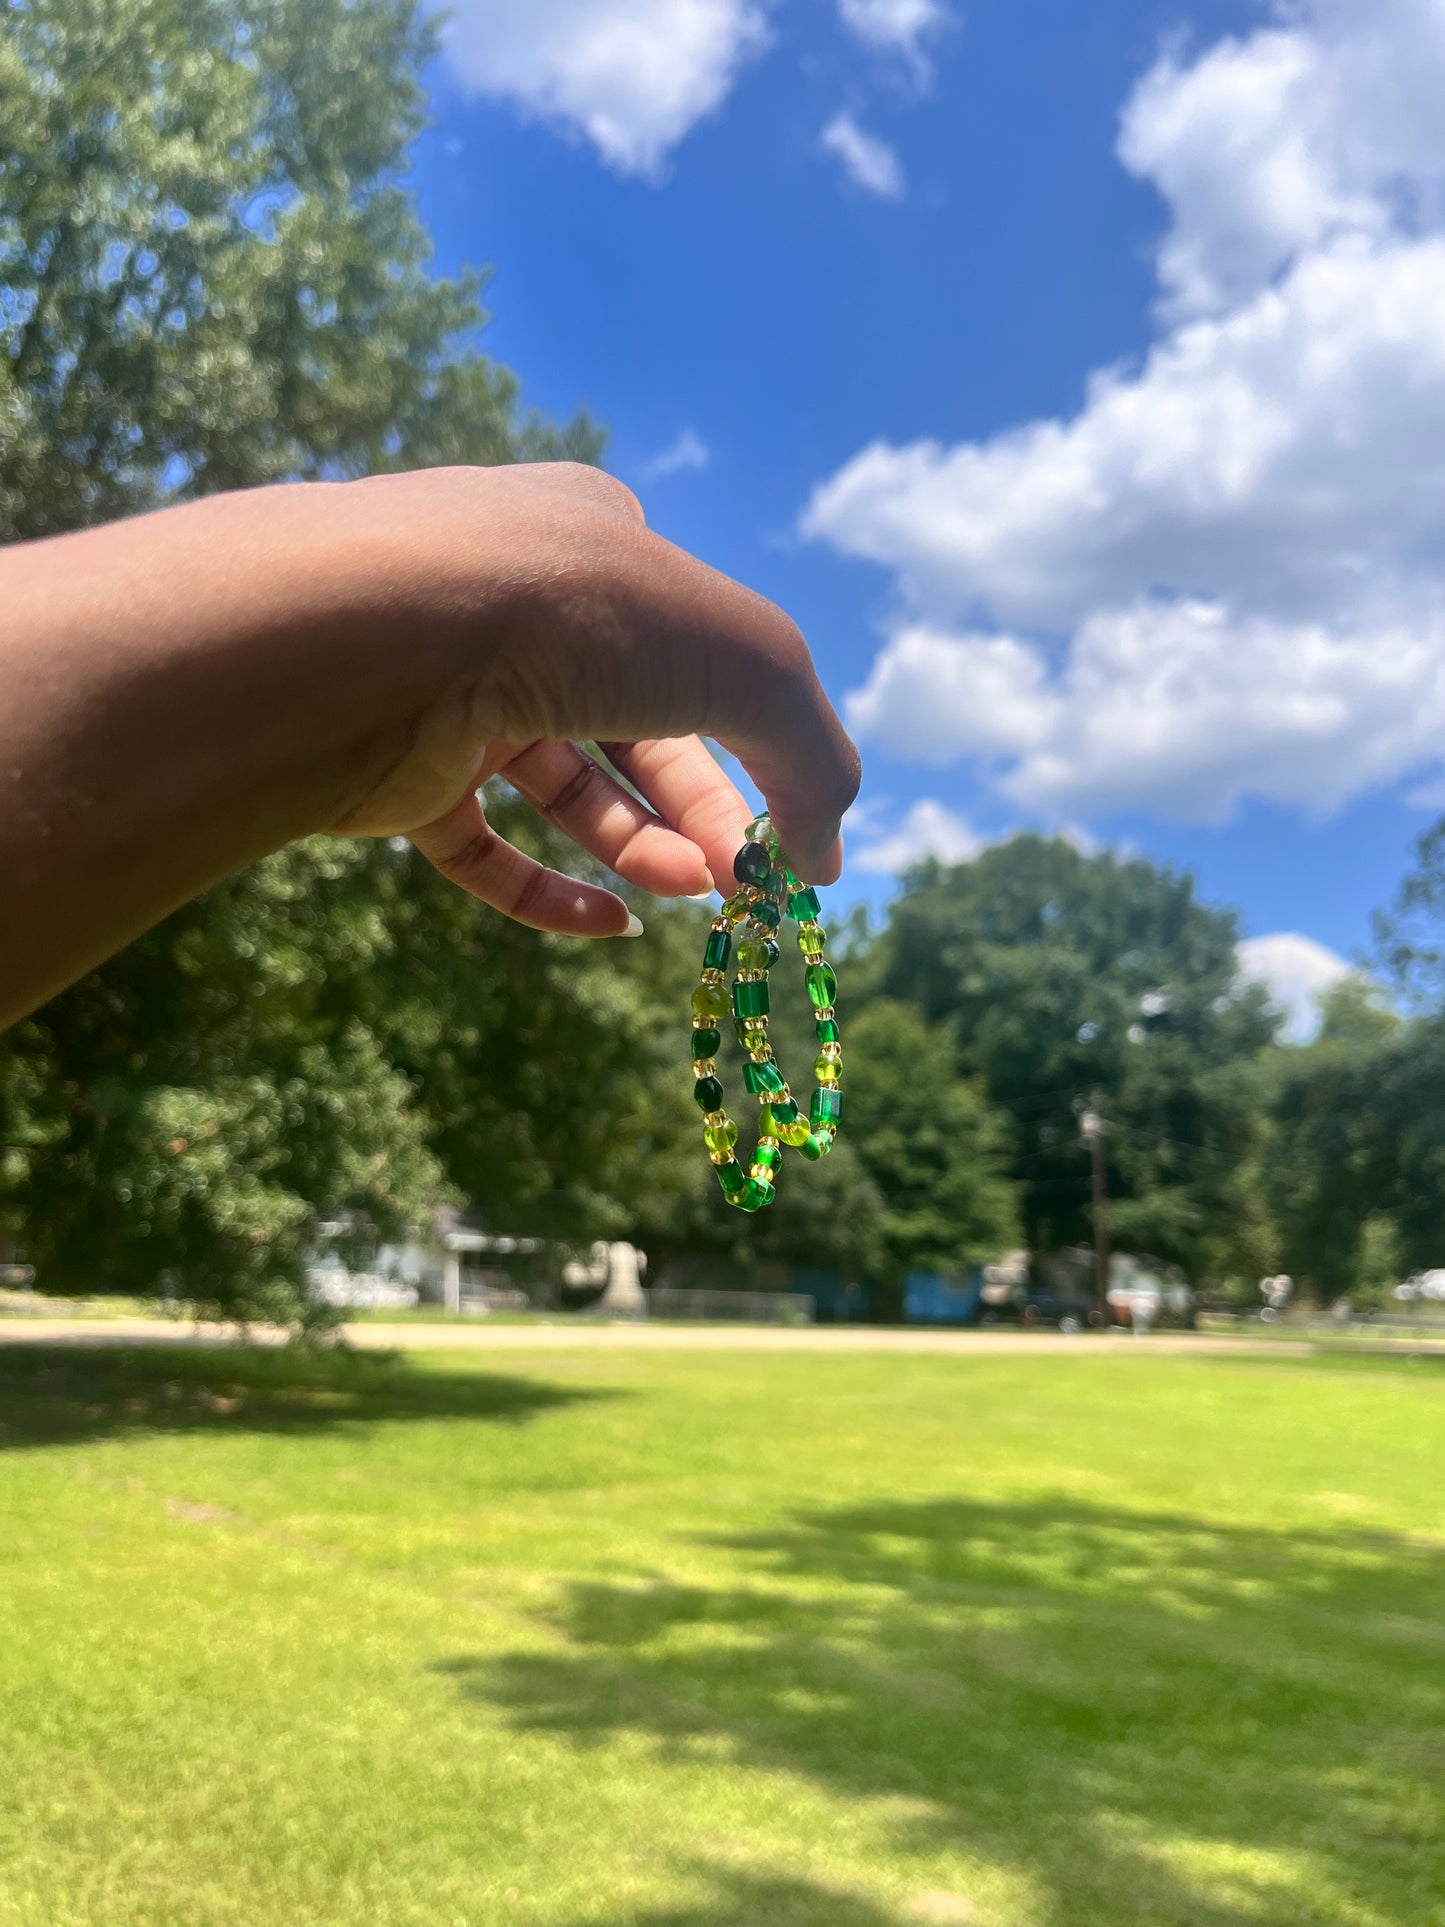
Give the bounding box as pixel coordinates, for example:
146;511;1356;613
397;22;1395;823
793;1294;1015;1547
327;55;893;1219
693;1075;725;1113
762;938;781;968
751;898;782;931
703;929;731;971
798;925;826;957
733;841;771;886
760;1098;799;1130
789;885;821;923
746;812;773;844
734;1018;766;1050
735;938;769;973
744;1060;785;1095
704;1117;738;1156
722;890;753;920
815;1018;840;1045
716;1159;747;1197
691;1026;721;1061
805;961;838;1010
779;1116;811;1148
691;981;729;1021
752;1143;781;1175
797;1131;829;1162
810;1086;843;1128
743;1176;776;1212
814;1052;841;1084
733;978;770;1019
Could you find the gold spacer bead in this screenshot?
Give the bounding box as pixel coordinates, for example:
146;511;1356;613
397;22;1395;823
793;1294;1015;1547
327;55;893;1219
711;916;730;931
692;1059;717;1078
700;967;726;985
815;1006;835;1022
708;1149;731;1166
820;1042;842;1061
704;1110;727;1128
758;1135;779;1150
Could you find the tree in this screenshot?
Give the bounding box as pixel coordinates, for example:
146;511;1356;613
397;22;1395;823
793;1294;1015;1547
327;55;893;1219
0;0;599;541
872;836;1277;1283
845;1000;1018;1289
0;0;604;1320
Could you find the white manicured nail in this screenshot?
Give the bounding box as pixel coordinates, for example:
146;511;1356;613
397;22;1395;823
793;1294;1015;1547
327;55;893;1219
620;913;645;937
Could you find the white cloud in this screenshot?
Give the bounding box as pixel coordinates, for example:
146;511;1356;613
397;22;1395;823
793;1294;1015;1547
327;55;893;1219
642;427;711;479
442;0;768;177
837;0;945;65
852;797;983;873
1236;932;1352;1041
821;111;906;199
804;0;1445;825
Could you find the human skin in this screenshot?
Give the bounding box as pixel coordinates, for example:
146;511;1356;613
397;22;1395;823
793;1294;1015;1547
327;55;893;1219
0;462;860;1029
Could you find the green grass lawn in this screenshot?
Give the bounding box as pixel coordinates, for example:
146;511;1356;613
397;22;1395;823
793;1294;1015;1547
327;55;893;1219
1;1341;1442;1927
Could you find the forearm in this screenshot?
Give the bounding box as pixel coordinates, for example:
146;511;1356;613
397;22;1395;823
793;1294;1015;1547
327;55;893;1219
0;485;437;1026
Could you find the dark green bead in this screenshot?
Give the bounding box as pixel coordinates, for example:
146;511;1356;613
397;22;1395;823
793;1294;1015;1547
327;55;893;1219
805;961;838;1010
733;842;771;886
691;1027;721;1061
694;1076;725;1113
815;1018;840;1045
797;1131;828;1162
744;1060;785;1095
716;1159;747;1197
733;978;770;1019
789;885;821;922
767;1097;799;1127
762;938;781;968
703;929;731;971
810;1087;843;1127
751;899;782;931
752;1143;781;1175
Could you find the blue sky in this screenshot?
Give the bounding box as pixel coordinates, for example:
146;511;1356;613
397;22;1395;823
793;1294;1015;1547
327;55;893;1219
407;0;1445;1035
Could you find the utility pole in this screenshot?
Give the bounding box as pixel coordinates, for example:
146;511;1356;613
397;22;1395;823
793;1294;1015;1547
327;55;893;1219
1080;1094;1111;1329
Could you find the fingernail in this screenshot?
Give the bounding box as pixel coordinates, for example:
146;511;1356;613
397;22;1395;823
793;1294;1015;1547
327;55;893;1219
620;912;645;937
686;868;716;900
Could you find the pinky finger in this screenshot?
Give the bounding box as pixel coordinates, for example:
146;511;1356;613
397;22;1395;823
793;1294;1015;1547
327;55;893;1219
410;791;641;939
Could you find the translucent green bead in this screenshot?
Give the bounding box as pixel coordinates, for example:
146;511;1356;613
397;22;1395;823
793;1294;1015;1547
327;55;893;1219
704;1117;738;1156
810;1086;843;1128
746;813;778;851
703;929;731;971
743;1176;775;1212
789;886;821;923
797;1131;829;1162
722;890;753;920
744;1060;785;1096
760;1098;799;1131
815;1018;840;1045
778;1116;811;1148
733;978;770;1019
751;898;782;931
805;961;838;1010
733;841;771;886
798;924;826;957
736;938;769;973
814;1052;841;1084
693;1075;725;1113
691;981;729;1021
716;1159;747;1197
734;1018;767;1050
691;1026;721;1061
751;1143;781;1176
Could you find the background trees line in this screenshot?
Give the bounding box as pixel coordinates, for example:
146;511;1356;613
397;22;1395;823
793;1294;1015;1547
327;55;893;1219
3;0;1442;1322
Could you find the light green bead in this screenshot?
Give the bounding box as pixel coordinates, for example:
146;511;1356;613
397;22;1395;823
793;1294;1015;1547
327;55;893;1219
814;1053;841;1084
704;1117;738;1156
691;981;729;1021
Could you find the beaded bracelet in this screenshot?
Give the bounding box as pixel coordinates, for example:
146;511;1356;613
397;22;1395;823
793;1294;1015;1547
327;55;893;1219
689;813;842;1212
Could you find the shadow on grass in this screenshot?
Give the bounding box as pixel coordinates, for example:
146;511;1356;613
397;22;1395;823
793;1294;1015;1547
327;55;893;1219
439;1495;1445;1927
0;1343;607;1449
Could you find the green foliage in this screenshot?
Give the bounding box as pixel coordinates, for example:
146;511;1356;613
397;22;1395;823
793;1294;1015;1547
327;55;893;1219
845;999;1018;1282
0;0;599;539
873;836;1276;1285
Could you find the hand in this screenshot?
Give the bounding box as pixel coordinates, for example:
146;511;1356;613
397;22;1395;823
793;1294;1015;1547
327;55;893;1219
0;462;860;1024
323;463;861;937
